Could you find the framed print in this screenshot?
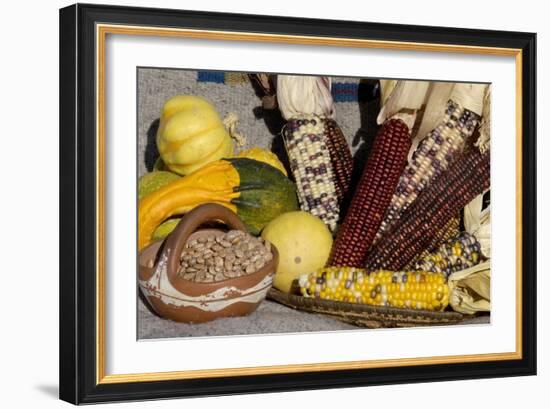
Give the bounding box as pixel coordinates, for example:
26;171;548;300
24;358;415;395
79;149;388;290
59;3;537;404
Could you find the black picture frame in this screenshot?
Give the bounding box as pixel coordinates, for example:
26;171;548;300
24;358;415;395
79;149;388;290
59;3;537;405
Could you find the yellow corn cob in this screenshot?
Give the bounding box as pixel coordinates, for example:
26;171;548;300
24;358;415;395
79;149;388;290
298;267;449;311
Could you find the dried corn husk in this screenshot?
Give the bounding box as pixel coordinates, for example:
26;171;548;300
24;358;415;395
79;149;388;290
449;83;487;116
377;80;430;129
379;79;398;104
464;193;491;258
277;75;334;119
476;86;491;153
448;262;491;314
415;82;455;145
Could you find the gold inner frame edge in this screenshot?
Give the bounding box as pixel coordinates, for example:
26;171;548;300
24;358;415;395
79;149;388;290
95;23;523;385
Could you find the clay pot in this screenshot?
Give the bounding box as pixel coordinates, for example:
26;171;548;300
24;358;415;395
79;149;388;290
138;203;278;323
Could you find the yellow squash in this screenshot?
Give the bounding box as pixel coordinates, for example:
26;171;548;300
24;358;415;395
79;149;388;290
157;95;234;175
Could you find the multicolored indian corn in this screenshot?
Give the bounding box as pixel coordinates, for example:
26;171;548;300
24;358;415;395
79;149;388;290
364;147;490;271
414;232;482;277
284;115;340;231
299;267;450;311
322;117;354;205
375;100;481;243
329;118;411;268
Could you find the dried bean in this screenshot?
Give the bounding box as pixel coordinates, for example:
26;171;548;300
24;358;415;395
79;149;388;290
177;230;274;282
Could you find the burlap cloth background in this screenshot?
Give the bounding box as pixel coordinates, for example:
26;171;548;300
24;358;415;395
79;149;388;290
137;68;487;339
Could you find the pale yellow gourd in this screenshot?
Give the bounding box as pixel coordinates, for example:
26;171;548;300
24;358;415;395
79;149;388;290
261;211;333;293
157;95;234;175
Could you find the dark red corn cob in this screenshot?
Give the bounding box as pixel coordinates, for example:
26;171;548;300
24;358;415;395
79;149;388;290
364;147;490;271
322;118;353;205
328;118;411;268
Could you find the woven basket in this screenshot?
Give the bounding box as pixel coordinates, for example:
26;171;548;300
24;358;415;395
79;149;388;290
268;288;467;328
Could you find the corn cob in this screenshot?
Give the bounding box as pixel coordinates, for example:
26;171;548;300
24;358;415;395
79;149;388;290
365;147;490;271
328;118;411;267
405;214;461;269
298;267;449;311
284;115;340;231
375;100;481;243
322;118;353;204
414;232;482;277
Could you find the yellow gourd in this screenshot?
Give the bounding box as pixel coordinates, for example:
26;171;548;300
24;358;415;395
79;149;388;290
261;211;333;293
157;95;234;175
138;171;180;200
236;147;287;176
138;158;298;250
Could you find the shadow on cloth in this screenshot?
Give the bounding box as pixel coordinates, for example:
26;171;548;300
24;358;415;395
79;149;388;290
247;75;291;175
145;118;160;172
252;106;290;175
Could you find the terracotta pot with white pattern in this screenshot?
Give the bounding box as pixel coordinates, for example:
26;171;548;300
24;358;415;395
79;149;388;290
138;203;278;323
